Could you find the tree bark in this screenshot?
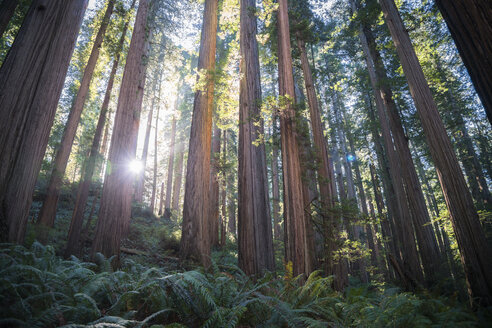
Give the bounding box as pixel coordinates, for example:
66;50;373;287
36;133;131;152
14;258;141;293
163;114;177;218
135;95;155;202
277;0;308;277
65;13;132;257
158;182;164;216
37;0;114;228
379;0;492;306
237;0;275;275
434;0;492;125
91;0;151;263
0;0;87;243
150;91;161;214
271;117;282;240
180;0;218;267
0;0;18;38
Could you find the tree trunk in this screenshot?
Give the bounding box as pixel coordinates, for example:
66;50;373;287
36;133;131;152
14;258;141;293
0;0;18;38
150;93;161;214
135;97;154;202
226;131;237;235
171;141;184;213
237;0;275;275
0;0;87;243
353;8;444;285
271;117;282;240
163;115;177;218
220;132;227;246
65;14;131;257
91;0;151;263
158;182;164;216
37;0;114;228
210;124;220;248
277;0;308;277
180;0;218;267
434;0;492;125
379;0;492;306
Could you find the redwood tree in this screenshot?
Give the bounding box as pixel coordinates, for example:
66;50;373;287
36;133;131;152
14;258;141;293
434;0;492;125
0;0;87;243
237;0;275;275
38;0;115;228
180;0;218;267
277;0;308;277
91;0;152;261
379;0;492;306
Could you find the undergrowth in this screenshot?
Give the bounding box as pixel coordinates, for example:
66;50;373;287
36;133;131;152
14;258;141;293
0;242;486;328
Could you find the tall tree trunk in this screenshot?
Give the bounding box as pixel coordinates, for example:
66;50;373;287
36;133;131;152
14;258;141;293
180;0;218;267
135;96;155;202
163;114;177;218
158;182;164;215
271;118;282;240
220;133;227;246
91;0;151;263
65;12;132;257
226;131;236;236
297;35;337;277
277;0;308;277
150;96;160;214
0;0;87;243
379;0;492;306
37;0;115;228
0;0;18;38
353;9;444;285
238;0;275;275
434;0;492;125
210;124;220;247
171;141;184;213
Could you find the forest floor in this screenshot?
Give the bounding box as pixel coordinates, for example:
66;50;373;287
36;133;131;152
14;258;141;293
0;186;491;327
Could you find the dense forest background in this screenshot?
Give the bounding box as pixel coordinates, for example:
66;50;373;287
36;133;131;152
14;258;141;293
0;0;491;326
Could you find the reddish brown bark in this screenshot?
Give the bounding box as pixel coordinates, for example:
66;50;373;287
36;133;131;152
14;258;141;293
91;0;151;262
277;0;308;277
180;0;218;267
380;0;492;306
237;0;275;275
37;0;115;228
0;0;87;243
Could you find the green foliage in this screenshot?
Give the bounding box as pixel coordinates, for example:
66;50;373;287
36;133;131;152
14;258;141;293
0;243;484;327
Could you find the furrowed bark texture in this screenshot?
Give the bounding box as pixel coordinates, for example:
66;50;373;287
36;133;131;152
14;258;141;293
434;0;492;125
38;0;114;228
0;0;87;243
277;0;308;277
237;0;275;275
91;0;151;261
380;0;492;306
180;0;218;267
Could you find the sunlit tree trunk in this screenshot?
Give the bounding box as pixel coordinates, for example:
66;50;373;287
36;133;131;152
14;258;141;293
277;0;308;277
380;0;492;306
434;0;492;125
91;0;151;263
150;97;160;214
135;94;155;202
163;115;177;218
0;0;87;243
0;0;18;38
180;0;218;267
220;133;227;246
158;182;164;216
38;0;114;228
238;0;275;275
65;13;132;256
271;117;282;240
